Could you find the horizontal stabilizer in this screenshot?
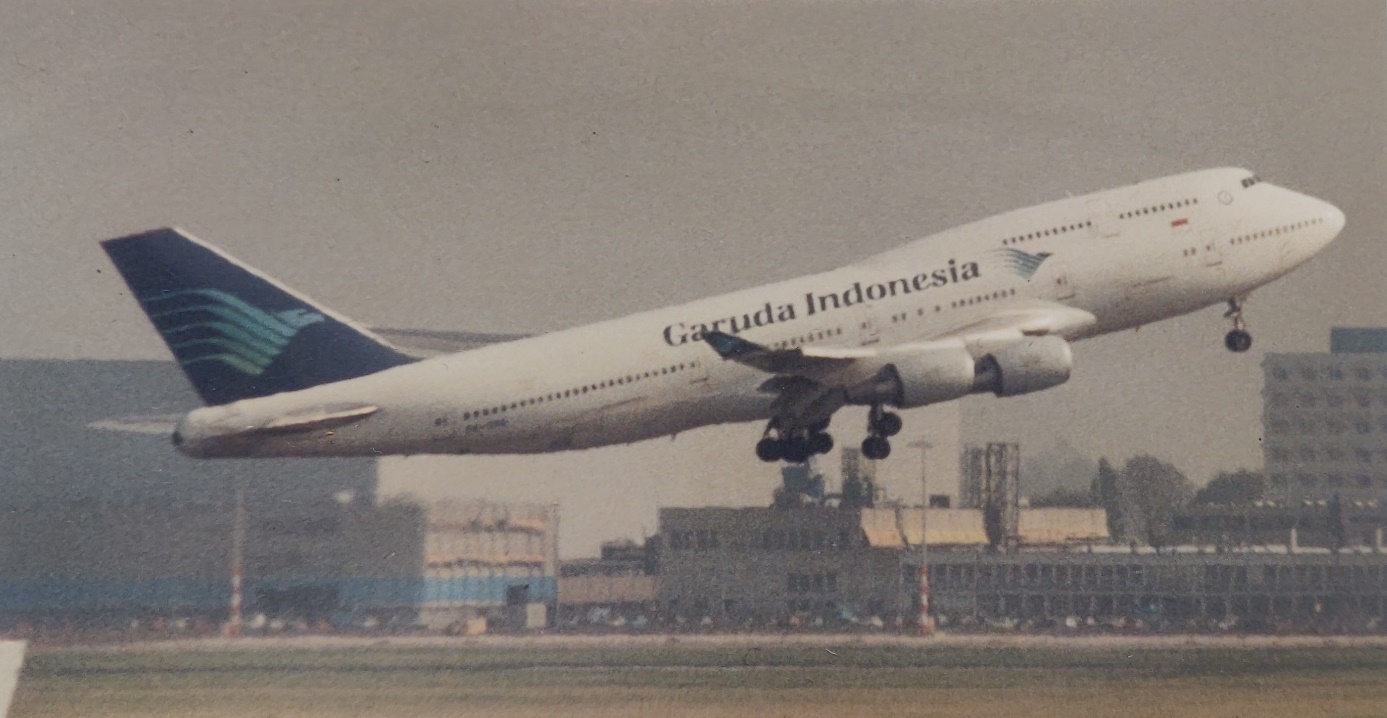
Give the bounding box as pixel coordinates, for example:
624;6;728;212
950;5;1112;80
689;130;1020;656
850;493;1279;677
370;327;530;357
87;415;181;435
258;403;379;433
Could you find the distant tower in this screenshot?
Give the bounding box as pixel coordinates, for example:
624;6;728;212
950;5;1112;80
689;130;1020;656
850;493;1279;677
960;446;987;509
840;448;877;509
773;458;825;508
965;443;1020;549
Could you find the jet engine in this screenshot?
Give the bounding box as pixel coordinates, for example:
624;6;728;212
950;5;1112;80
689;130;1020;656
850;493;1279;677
871;347;979;409
970;336;1073;397
845;336;1074;409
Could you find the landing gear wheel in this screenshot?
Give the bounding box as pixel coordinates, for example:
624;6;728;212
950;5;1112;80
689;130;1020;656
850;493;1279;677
809;432;834;455
782;436;813;464
755;437;783;462
874;412;903;438
862;435;891;460
1223;297;1252;353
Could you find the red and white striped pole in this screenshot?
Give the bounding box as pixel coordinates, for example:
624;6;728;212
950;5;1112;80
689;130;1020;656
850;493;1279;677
910;440;935;636
918;561;934;635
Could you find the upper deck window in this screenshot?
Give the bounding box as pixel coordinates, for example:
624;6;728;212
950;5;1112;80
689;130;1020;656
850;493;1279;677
1240;175;1262;189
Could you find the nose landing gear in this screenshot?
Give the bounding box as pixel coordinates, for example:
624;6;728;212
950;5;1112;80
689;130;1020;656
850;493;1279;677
1224;297;1253;353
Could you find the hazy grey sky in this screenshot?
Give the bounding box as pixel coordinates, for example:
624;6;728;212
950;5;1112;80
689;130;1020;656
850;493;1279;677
2;0;1382;555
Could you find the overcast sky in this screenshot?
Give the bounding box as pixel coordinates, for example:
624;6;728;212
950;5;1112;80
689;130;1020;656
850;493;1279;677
2;0;1381;555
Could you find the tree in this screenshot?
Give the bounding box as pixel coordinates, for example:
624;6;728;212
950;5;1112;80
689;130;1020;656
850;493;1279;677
1090;458;1125;540
1030;487;1097;508
1192;470;1267;506
1121;455;1194;548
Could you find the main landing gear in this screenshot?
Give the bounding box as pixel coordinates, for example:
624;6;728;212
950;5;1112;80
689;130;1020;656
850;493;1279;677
756;421;834;464
1224;296;1253;353
755;407;904;464
860;405;902;460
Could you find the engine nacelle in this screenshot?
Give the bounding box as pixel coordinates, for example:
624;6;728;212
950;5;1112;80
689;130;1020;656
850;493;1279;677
881;347;978;409
972;335;1073;397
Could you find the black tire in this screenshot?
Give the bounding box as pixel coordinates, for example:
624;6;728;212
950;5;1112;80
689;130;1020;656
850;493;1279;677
875;412;903;437
755;438;783;462
809;432;834;455
1225;329;1253;353
861;435;891;460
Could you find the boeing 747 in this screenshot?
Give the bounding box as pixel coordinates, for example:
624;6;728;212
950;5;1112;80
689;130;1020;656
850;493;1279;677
101;168;1344;463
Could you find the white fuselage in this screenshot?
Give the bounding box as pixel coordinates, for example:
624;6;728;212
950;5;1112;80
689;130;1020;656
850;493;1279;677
175;168;1344;458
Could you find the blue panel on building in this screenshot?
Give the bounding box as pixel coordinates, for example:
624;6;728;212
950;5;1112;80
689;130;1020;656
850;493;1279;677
1330;327;1387;354
0;576;557;615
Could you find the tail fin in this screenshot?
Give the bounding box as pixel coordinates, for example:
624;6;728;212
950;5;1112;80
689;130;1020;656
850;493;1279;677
101;228;416;406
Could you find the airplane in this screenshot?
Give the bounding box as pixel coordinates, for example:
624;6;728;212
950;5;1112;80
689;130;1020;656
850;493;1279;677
100;167;1344;464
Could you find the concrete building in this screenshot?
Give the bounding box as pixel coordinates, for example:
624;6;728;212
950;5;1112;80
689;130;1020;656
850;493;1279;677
0;360;563;630
0;497;558;630
1263;328;1387;503
656;506;1106;625
655;505;1387;631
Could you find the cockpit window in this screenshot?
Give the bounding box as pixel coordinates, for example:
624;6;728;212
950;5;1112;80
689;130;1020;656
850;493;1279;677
1240;175;1262;189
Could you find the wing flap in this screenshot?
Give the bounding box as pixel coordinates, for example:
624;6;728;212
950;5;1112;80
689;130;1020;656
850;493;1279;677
929;303;1097;345
703;331;874;374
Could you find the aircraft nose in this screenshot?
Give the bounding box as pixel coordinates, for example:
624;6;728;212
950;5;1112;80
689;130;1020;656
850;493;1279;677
1324;201;1346;236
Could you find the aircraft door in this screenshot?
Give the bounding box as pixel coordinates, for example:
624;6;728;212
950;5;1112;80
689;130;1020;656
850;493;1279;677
1085;198;1120;239
858;309;882;346
1042;257;1076;301
1201;227;1224;268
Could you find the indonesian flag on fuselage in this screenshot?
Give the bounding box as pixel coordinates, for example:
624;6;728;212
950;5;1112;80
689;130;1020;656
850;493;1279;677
1171;218;1189;227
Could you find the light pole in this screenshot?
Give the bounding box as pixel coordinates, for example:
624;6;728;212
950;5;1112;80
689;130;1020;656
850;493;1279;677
907;440;935;636
224;480;246;637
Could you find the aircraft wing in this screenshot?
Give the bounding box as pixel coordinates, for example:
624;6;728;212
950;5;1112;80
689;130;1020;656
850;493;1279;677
703;331;875;374
704;301;1095;376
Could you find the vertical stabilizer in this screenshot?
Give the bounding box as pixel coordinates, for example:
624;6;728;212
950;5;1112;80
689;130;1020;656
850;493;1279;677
101;228;416;405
